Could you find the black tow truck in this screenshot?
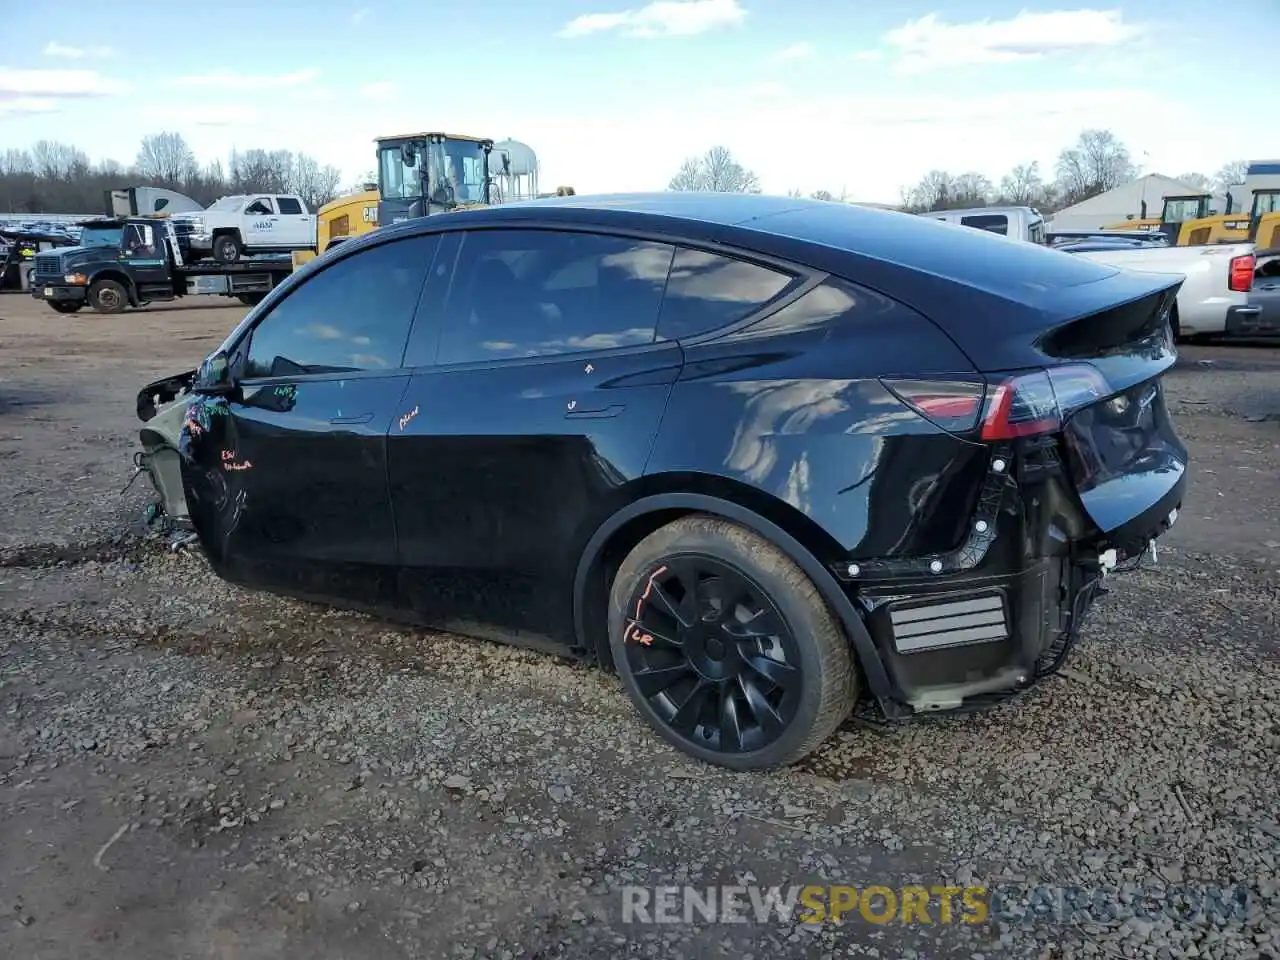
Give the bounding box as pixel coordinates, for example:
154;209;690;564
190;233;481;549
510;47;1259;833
28;215;294;315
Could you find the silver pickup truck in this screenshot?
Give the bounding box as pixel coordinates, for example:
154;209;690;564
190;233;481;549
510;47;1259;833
1070;242;1260;340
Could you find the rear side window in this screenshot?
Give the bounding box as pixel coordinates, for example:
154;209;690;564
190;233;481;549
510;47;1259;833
656;248;796;341
243;234;438;377
960;214;1009;236
435;229;674;365
278;197;304;214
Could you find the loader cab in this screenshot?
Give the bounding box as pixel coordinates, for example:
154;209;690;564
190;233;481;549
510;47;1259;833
376;132;494;226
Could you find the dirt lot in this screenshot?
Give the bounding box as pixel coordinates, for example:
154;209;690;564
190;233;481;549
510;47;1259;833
1;293;1277;960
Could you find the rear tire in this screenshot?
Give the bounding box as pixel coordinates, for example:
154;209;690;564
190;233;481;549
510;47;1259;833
213;234;241;263
49;301;83;314
608;515;857;770
236;293;265;306
88;279;128;314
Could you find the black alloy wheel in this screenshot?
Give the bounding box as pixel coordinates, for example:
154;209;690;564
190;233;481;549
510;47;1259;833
610;516;856;770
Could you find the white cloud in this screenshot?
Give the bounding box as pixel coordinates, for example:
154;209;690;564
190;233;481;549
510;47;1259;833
852;50;883;62
352;7;370;23
360;81;398;101
770;42;814;62
0;67;126;98
173;68;321;91
866;9;1142;74
43;41;116;59
560;0;745;38
136;103;264;127
0;97;60;117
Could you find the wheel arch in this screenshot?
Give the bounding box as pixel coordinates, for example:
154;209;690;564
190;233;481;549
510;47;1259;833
89;269;137;305
572;491;891;703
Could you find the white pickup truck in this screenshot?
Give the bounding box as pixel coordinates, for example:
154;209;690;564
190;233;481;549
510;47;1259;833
171;194;317;263
1069;242;1260;340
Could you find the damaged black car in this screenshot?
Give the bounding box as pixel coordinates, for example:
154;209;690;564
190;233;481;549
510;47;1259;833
134;193;1188;769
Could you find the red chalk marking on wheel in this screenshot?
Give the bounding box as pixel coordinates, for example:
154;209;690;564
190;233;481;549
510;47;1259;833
634;564;668;619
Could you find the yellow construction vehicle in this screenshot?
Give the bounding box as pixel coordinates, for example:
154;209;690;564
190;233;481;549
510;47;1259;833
292;133;578;271
1101;193;1215;243
1123;161;1280;249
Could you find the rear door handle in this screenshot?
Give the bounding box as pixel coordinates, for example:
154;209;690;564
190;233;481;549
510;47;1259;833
330;413;374;425
565;403;625;420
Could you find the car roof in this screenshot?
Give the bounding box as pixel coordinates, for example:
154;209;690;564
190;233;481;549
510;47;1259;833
346;192;1176;339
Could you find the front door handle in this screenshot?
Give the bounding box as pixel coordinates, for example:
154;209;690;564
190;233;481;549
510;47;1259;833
330;413;374;425
565;402;625;420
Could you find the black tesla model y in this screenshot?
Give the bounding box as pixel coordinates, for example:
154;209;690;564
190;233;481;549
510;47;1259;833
136;193;1188;770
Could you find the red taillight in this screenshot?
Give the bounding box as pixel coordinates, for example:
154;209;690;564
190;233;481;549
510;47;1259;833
884;365;1113;439
1229;254;1255;293
979;364;1111;440
880;379;986;433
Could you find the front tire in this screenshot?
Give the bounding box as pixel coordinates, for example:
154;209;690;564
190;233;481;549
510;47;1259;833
88;279;128;314
213;234;241;263
608;515;857;770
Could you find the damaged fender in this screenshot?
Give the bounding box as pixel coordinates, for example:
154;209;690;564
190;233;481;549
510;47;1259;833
135;369;197;526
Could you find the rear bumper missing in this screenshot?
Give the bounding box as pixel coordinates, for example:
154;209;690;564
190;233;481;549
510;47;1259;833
834;436;1184;720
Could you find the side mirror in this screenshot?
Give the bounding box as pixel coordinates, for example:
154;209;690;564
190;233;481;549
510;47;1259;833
192;350;238;397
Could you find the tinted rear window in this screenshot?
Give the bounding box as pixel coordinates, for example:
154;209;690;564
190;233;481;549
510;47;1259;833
656;247;796;340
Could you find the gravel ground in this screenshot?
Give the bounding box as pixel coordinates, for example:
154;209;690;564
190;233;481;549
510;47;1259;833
1;294;1278;959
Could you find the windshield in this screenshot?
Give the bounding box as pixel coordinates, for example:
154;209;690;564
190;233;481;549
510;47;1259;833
378;139;488;206
79;225;125;247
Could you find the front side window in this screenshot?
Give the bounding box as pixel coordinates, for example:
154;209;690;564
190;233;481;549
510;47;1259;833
245;198;274;216
244;234;438;377
960;214;1009;235
436;229;674;365
656;247;796;341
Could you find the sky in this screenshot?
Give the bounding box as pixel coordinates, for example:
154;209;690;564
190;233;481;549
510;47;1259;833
2;0;1275;202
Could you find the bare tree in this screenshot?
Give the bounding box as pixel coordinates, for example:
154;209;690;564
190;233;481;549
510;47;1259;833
289;153;342;210
135;132;198;186
950;173;993;208
1213;160;1248;191
999;162;1046;206
902;171;956;212
30;140;90;181
1175;172;1212;193
0;149;35;176
667;147;760;193
229;149;295;193
1054;129;1136;206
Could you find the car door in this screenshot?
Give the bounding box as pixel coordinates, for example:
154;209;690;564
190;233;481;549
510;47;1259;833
180;233;440;606
243;196;278;247
275;196;312;246
388;227;683;646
